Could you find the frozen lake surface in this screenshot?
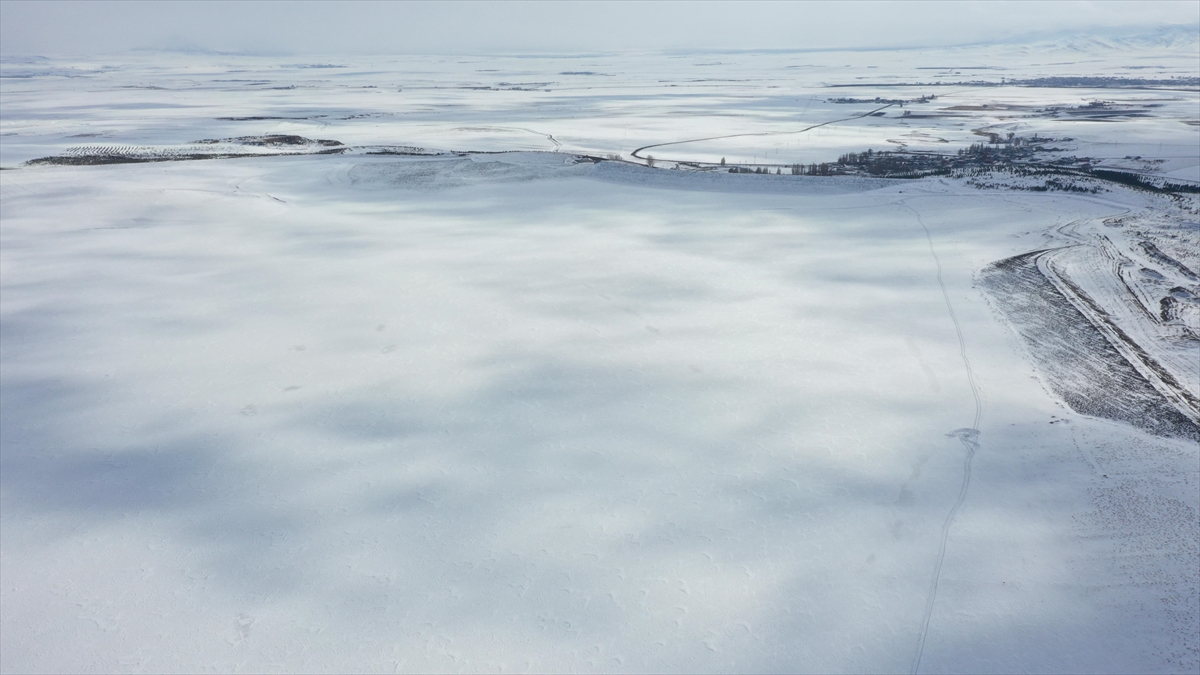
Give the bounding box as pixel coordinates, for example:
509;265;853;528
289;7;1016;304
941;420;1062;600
2;34;1198;673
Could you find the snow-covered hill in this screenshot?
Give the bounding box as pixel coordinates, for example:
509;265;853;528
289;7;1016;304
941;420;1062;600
1;41;1197;674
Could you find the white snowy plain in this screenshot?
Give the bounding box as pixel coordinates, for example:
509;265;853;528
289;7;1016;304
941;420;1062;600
1;38;1198;674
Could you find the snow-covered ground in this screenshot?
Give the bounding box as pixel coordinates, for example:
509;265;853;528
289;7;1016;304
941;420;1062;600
2;33;1198;674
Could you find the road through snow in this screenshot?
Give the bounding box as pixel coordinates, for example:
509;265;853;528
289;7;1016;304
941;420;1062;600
629;104;895;166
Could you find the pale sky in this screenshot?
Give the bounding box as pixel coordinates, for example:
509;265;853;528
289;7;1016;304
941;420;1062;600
1;0;1197;56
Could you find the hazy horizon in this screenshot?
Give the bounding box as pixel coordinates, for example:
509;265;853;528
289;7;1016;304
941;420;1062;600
1;0;1197;57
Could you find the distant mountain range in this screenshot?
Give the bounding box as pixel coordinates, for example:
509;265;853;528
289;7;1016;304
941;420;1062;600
978;24;1199;53
3;23;1196;61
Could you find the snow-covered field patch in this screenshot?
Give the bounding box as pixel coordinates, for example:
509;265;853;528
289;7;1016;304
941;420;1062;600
2;37;1198;673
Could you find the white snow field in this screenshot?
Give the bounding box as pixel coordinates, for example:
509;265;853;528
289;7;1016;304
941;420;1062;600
2;32;1198;674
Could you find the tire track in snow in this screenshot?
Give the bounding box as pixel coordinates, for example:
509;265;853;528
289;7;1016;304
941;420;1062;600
453;126;561;151
901;203;983;675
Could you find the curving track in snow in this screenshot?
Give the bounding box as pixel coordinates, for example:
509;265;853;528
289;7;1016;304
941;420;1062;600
902;203;984;675
629;104;894;166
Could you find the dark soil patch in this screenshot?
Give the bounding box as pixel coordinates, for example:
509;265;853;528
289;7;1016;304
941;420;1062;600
980;250;1199;442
